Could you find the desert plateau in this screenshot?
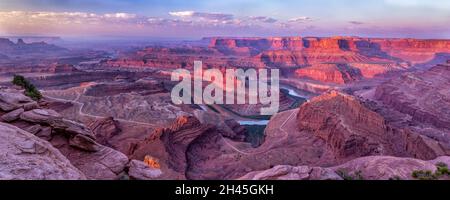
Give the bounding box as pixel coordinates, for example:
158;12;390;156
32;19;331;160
0;0;450;181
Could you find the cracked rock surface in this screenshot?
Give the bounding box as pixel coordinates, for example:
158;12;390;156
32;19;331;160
0;122;86;180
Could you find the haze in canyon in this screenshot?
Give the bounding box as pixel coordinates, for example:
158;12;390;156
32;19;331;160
0;0;450;180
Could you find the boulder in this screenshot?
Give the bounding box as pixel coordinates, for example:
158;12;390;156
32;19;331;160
69;134;101;152
309;167;344;180
23;124;42;135
0;122;86;180
51;134;129;180
238;156;450;180
0;92;33;112
51;119;96;139
430;156;450;166
23;102;39;111
128;160;163;180
88;117;121;146
35;126;52;141
1;108;24;122
20;109;62;124
238;165;341;180
331;156;438;180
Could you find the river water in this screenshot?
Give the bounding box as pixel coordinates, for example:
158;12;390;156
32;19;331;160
198;85;311;126
237;120;270;125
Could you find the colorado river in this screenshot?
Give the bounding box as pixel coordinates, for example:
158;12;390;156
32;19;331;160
238;120;270;125
280;86;311;99
198;85;310;126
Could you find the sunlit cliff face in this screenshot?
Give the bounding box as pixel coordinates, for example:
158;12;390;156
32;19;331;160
144;155;161;169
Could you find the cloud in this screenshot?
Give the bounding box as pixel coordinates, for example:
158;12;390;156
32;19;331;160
168;11;195;17
0;10;255;36
169;11;234;21
249;16;277;23
0;11;145;26
348;21;365;25
104;13;137;19
288;16;313;23
0;10;307;33
8;9;447;38
167;10;239;27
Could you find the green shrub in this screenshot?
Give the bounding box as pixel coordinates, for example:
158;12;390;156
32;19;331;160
336;169;364;180
12;75;42;101
436;162;448;168
411;163;450;180
435;162;449;176
411;170;437;180
12;75;27;87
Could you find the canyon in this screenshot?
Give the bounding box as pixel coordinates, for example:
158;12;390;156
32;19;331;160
0;36;450;180
105;37;450;85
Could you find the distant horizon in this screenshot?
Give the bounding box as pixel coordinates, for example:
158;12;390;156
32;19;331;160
3;35;450;42
1;0;449;39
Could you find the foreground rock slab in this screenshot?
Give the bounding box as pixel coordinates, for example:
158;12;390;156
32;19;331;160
0;122;86;180
128;160;163;180
239;156;450;180
0;91;33;112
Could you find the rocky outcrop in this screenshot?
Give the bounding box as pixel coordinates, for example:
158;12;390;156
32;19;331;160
330;156;448;180
238;165;342;180
0;87;132;180
129;114;254;179
374;64;450;130
127;160;163;180
158;116;213;172
51;134;129;180
130;116;217;175
18;109;128;179
239;156;450;180
18;108;100;152
194;110;246;141
105;36;450;85
372;63;450;153
295;64;363;84
294;63;404;84
47;64;80;73
209;37;450;64
297;91;444;161
133;97;448;180
20;109;62;124
0;122;86;180
1;108;24;122
185;108;343;180
0;90;34;112
0;38;67;56
88;117;121;147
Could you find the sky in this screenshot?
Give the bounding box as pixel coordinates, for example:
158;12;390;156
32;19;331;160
0;0;450;39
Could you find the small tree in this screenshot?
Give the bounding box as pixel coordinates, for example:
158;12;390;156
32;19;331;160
12;74;42;101
12;75;27;87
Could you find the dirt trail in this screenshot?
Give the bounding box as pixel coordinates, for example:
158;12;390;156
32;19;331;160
43;87;158;128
